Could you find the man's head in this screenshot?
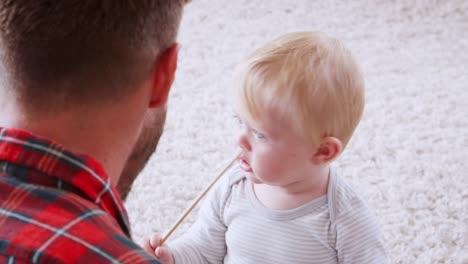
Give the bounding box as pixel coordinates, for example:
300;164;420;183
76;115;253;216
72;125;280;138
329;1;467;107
0;0;185;113
0;0;187;193
233;31;365;150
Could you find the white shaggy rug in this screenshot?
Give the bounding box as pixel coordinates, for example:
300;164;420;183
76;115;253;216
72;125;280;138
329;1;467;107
125;1;468;263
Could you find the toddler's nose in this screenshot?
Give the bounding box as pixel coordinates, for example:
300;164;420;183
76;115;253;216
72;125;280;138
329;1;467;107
238;132;251;152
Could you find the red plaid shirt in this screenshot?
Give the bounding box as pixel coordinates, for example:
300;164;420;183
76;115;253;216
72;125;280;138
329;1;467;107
0;127;159;263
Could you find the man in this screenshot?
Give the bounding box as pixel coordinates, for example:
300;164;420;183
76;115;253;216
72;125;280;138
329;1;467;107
0;1;186;263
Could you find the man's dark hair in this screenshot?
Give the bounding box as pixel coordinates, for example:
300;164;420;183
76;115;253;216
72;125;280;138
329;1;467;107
0;0;184;112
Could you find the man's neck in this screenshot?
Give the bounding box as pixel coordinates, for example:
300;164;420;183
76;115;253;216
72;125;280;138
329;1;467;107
0;98;146;185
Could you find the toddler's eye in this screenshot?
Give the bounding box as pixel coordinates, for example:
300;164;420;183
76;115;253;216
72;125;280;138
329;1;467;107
253;130;265;139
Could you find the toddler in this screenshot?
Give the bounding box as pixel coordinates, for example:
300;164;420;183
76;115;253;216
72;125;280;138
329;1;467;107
146;31;388;263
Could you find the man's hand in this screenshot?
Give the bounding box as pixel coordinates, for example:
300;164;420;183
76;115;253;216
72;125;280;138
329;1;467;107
144;233;175;264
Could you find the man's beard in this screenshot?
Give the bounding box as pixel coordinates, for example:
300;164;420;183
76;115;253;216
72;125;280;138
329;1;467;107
117;107;167;201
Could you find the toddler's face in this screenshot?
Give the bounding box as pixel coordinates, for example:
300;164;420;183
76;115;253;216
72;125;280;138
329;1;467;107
234;108;316;187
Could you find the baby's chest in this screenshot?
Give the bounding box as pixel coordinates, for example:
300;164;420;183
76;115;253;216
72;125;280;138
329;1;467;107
224;212;337;263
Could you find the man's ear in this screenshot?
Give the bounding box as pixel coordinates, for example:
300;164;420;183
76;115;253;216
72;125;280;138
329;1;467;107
149;44;179;108
311;137;343;165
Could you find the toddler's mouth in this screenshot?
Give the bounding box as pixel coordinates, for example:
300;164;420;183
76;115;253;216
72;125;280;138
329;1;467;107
239;158;253;173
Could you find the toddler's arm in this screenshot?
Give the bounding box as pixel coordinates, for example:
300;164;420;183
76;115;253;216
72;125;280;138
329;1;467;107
154;173;232;264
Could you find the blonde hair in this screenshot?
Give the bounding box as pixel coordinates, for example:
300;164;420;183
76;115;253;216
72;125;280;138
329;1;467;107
233;32;365;148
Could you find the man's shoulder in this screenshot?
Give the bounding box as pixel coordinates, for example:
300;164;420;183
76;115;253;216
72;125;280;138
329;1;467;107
0;239;160;264
0;177;159;263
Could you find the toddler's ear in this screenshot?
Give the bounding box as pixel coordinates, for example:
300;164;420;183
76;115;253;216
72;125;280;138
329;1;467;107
311;137;343;165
